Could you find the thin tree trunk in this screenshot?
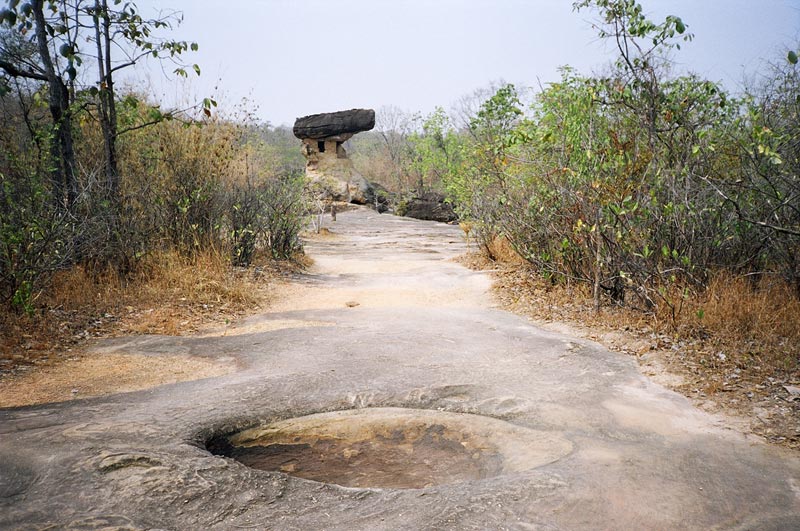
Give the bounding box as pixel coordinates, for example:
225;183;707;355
93;0;119;200
32;0;77;209
593;208;602;313
101;0;119;198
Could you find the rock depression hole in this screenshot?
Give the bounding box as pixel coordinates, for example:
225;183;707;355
208;407;572;489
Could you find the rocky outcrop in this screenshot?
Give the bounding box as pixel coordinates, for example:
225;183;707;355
396;192;458;223
306;165;372;204
294;109;377;205
399;192;458;223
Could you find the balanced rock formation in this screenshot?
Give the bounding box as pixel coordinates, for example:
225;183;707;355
293;109;376;204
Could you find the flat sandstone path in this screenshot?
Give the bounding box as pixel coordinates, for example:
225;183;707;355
1;209;799;530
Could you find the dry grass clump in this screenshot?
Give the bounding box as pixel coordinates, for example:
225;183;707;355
687;274;800;370
467;238;800;449
484;234;527;265
0;248;292;375
109;249;263;336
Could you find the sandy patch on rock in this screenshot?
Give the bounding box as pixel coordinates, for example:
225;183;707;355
197;318;334;338
267;263;492;313
0;353;233;408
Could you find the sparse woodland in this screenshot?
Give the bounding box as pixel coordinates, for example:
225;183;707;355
0;0;308;356
1;1;798;442
353;2;800;441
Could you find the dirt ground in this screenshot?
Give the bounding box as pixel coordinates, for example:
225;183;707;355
0;352;233;408
0;223;485;408
1;219;796;450
0;267;291;408
2;208;799;530
457;253;800;451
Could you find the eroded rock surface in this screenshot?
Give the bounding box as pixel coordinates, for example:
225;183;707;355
400;191;458;223
294;109;376;205
1;208;799;530
293;109;375;140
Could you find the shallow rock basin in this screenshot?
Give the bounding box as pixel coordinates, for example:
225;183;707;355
209;407;573;489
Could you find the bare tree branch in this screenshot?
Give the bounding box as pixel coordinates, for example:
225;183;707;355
0;59;48;81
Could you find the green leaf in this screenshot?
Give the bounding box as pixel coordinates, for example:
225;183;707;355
190;42;198;51
3;9;17;26
147;107;163;122
193;64;201;76
675;17;685;34
789;51;798;65
123;94;139;108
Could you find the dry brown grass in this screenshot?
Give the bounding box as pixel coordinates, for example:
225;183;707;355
462;238;800;449
685;274;800;370
484;235;527;265
115;249;260;335
0;249;300;376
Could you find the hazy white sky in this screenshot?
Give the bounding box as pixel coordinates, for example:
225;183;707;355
130;0;800;126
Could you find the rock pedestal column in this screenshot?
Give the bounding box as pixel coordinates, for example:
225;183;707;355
293;109;376;204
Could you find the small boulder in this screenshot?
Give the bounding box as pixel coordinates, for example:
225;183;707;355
399;192;457;223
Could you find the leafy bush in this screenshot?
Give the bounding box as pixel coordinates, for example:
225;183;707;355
229;172;306;265
0;170;72;313
429;2;800;316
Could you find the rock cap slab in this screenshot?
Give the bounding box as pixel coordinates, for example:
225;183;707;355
293;108;375;139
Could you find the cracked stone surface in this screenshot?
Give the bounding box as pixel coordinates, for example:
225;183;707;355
1;208;799;530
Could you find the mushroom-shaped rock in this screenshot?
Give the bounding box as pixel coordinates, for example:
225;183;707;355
293;109;375;140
